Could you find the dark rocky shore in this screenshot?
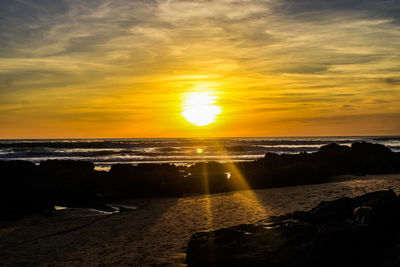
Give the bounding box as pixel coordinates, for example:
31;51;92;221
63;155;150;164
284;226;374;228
1;141;400;220
186;189;400;267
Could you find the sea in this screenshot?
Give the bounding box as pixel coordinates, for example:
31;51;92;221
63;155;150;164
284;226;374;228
0;136;399;170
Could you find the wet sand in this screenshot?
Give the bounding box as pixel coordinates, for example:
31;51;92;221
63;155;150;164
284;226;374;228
1;174;400;266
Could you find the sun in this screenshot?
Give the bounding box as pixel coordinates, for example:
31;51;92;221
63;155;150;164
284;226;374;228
181;92;222;126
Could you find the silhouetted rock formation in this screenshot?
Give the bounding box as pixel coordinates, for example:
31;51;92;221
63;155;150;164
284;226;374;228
0;160;51;220
187;162;232;193
186;190;400;267
109;163;183;197
1;142;399;220
38;160;105;207
230;141;400;189
0;160;106;220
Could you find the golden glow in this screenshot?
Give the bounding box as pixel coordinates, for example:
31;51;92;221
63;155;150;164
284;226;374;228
181;92;222;126
197;142;268;228
196;148;204;154
1;1;400;138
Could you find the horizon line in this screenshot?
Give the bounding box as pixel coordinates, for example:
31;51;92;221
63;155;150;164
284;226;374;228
0;135;399;141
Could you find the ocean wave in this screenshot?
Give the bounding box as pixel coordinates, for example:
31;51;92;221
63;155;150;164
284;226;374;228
0;137;398;167
0;137;373;149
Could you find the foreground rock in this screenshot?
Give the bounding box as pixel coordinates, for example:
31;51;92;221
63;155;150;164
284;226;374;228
186;190;400;266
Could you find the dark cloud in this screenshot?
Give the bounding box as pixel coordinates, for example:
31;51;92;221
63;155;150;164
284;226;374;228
385;77;400;85
0;0;160;57
272;0;400;24
341;104;353;109
0;76;13;92
0;0;69;55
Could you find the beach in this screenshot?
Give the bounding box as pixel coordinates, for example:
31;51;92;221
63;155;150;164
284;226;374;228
2;0;400;264
2;174;400;266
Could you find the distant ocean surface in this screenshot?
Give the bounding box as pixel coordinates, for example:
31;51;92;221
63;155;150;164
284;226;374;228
1;136;399;170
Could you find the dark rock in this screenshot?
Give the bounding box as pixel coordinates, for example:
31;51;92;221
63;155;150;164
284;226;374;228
186;190;400;267
187;162;231;193
1;141;400;220
109;163;183;197
292;197;354;224
187;173;230;194
232;142;400;190
0;160;54;217
318;143;351;154
353;206;374;224
39;159;94;173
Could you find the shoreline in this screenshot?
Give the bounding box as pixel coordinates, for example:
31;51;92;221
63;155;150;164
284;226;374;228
50;173;400;216
1;174;400;266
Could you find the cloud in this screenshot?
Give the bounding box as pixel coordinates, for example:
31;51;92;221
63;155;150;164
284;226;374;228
0;0;399;136
385;77;400;85
271;0;400;24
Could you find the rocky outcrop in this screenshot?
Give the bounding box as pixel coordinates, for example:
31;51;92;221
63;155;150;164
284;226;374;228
0;160;103;220
185;142;400;191
186;190;400;267
1;142;400;220
109;163;183;197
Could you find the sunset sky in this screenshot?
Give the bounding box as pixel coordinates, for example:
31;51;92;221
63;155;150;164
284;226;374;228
1;0;399;138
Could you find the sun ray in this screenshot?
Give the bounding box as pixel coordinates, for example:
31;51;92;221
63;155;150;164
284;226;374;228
192;141;268;225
